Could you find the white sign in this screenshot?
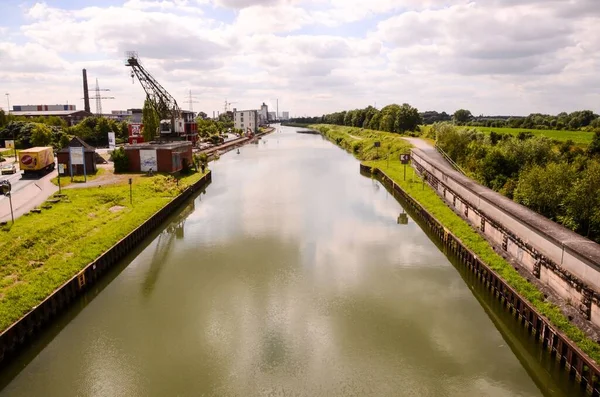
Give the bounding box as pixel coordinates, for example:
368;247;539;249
108;132;116;149
70;146;84;165
140;149;157;172
5;140;14;149
58;163;65;174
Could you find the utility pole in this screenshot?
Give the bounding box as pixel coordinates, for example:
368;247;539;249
186;90;198;112
5;93;10;115
276;98;279;121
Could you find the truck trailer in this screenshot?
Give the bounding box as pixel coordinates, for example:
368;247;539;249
19;147;55;176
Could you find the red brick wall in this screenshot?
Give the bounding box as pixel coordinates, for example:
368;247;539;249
125;149;141;172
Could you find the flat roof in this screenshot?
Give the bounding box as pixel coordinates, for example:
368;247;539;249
20;146;52;153
10;110;88;116
125;141;192;150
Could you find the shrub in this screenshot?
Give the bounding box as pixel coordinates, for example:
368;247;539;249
110;147;129;173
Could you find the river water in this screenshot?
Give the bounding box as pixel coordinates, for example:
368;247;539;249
0;126;582;396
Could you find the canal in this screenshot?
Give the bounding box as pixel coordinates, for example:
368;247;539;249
0;126;583;396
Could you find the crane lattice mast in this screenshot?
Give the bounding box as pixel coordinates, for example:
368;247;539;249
125;51;181;121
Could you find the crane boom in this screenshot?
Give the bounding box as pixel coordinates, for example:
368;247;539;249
126;52;180;120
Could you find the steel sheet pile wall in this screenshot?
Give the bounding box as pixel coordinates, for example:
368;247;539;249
410;148;600;329
0;171;212;364
361;164;600;395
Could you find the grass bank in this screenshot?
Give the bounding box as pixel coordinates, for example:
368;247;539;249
313;123;600;363
310;124;412;160
466;126;593;145
50;168;106;187
0;170;207;332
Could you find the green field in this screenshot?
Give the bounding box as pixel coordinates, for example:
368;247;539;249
0;170;207;332
316;124;600;363
467;126;594;144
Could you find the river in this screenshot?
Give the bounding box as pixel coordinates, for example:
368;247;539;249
0;126;582;396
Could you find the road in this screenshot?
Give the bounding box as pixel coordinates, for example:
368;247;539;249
0;157;58;223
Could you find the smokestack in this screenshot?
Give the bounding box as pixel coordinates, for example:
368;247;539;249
82;69;90;113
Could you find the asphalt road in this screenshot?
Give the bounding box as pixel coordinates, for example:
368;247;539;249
0;158;58;223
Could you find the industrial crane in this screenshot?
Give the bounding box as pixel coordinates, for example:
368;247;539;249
125;52;197;143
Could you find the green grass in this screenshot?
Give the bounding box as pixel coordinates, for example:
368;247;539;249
315;124;600;363
50;168;106;187
467;126;594;144
0;170;207;332
0;149;20;158
310;124;412;160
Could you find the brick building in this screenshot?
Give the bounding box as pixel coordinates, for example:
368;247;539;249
124;142;193;173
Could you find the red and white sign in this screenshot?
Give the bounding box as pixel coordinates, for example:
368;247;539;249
21;155;33;165
128;123;144;145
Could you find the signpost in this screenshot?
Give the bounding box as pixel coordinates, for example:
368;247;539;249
5;140;16;162
57;163;65;193
374;141;380;159
400;153;411;180
69;146;86;183
129;178;133;205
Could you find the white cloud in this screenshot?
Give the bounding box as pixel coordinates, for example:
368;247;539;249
1;0;598;116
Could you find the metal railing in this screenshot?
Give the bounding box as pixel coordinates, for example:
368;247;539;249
434;143;467;176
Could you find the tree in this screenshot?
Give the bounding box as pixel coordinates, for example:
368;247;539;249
453;109;473;125
588;131;600;157
395;103;422;133
142;99;159;143
110;147;129;173
514;162;575;220
564;161;600;238
197;111;208;120
0;109;6;128
30;123;53;147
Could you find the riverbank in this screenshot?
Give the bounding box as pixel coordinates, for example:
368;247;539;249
313;124;600;364
0;170;209;335
198;126;276;158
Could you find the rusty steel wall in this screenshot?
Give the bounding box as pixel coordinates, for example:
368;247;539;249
362;163;600;396
411;150;600;329
0;171;212;365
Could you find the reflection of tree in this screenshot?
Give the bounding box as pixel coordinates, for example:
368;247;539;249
142;200;195;296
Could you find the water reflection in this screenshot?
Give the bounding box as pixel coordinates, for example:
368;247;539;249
0;126;576;397
142;201;196;296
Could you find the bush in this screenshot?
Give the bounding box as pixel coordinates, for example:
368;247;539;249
110;147;129;173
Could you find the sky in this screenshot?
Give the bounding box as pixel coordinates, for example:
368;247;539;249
0;0;599;117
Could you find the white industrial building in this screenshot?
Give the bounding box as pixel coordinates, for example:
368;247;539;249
259;103;269;125
282;111;289;120
268;111;276;121
233;109;259;134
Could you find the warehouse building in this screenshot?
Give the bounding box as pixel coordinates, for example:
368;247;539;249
10;105;91;125
124;141;193;173
233;109;259;134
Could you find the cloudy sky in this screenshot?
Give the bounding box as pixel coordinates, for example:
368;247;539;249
1;0;599;117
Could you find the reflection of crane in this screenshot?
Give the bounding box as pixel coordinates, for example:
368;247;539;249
125;51;198;142
224;100;238;113
142;201;195;296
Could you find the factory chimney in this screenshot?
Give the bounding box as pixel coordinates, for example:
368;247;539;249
82;69;91;113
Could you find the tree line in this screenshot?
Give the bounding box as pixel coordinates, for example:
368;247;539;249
291;104;423;134
0;109;130;150
451;109;600;131
430;123;600;242
291;108;600;132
